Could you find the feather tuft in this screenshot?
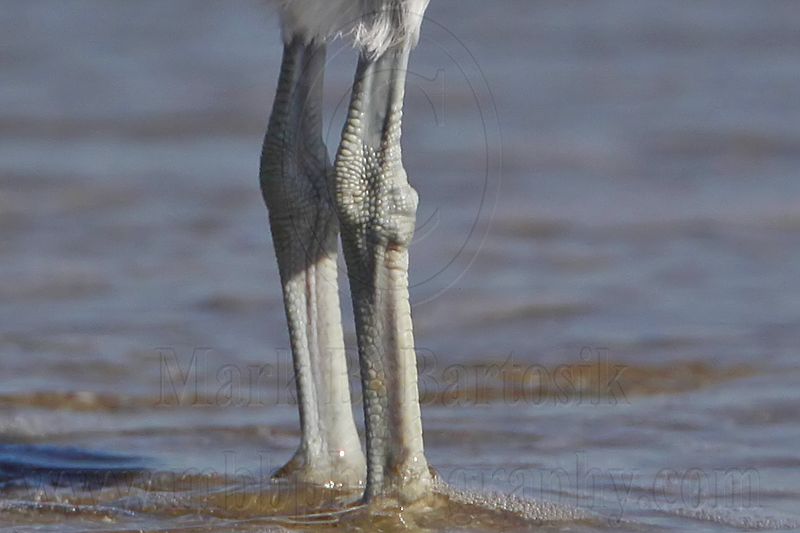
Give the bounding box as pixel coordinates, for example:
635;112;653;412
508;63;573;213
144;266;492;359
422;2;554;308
273;0;429;57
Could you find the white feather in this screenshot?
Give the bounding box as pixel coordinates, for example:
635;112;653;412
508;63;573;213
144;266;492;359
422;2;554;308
273;0;429;57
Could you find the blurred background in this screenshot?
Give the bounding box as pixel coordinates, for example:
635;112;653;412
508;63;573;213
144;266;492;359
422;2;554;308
1;1;799;530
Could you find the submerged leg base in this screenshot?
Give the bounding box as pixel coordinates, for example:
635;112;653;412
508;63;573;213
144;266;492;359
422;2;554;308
272;447;366;489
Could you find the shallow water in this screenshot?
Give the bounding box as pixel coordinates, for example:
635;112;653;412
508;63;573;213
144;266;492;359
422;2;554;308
2;0;800;530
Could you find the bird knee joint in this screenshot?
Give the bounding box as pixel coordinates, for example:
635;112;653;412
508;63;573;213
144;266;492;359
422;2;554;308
336;181;418;249
376;182;418;248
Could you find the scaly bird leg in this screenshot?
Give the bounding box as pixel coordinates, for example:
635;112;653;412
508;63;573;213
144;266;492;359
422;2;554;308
261;37;365;488
334;43;432;503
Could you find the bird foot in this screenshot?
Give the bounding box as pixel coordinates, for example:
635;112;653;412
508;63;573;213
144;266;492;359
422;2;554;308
272;448;366;490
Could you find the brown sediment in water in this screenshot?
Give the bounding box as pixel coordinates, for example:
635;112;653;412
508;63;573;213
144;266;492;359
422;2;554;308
0;391;146;413
0;361;756;414
0;472;593;531
419;360;756;406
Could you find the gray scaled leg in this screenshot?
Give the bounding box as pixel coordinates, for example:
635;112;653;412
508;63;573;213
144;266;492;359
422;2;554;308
334;43;432;504
261;37;366;488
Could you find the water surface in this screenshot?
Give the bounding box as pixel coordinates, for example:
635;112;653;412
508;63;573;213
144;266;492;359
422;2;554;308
2;1;800;530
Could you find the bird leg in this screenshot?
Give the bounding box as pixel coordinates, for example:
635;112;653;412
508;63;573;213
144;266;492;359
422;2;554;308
261;37;365;488
334;43;432;503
